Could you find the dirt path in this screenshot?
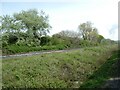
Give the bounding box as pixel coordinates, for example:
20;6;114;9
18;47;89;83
1;48;80;59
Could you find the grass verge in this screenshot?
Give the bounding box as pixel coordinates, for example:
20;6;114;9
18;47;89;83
80;49;120;88
2;45;118;88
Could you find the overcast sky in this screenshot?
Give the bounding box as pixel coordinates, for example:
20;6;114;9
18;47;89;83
0;0;119;40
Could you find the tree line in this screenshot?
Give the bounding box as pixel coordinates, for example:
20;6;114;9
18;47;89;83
0;9;117;54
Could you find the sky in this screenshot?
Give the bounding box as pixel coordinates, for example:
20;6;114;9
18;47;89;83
0;0;119;40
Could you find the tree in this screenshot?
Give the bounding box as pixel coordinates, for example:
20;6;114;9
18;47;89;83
1;9;51;46
52;30;81;48
97;35;104;43
78;21;100;43
14;9;51;39
0;15;23;33
78;21;93;40
58;30;80;38
88;27;99;42
0;15;24;45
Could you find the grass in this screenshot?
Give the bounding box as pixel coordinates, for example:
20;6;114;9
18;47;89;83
2;44;118;88
80;49;120;88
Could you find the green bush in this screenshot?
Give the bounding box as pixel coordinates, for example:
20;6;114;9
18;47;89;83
2;44;66;55
8;34;18;44
40;36;51;46
79;40;99;47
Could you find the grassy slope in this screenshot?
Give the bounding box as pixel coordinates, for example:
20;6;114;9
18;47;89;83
2;45;118;88
80;48;120;88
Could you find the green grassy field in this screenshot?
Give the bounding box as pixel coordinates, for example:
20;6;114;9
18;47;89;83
2;45;118;88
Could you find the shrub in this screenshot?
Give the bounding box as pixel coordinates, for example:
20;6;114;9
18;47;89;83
40;36;51;46
8;34;18;44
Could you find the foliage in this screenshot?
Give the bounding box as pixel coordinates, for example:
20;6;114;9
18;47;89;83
57;30;80;38
2;45;118;88
8;33;18;44
2;44;66;55
1;9;51;47
1;9;117;54
80;49;120;88
1;15;23;33
52;30;81;48
14;9;51;38
40;36;51;46
97;35;104;43
78;21;100;43
100;39;117;45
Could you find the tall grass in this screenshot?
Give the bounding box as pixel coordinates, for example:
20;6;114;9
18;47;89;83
2;44;118;88
80;49;120;88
